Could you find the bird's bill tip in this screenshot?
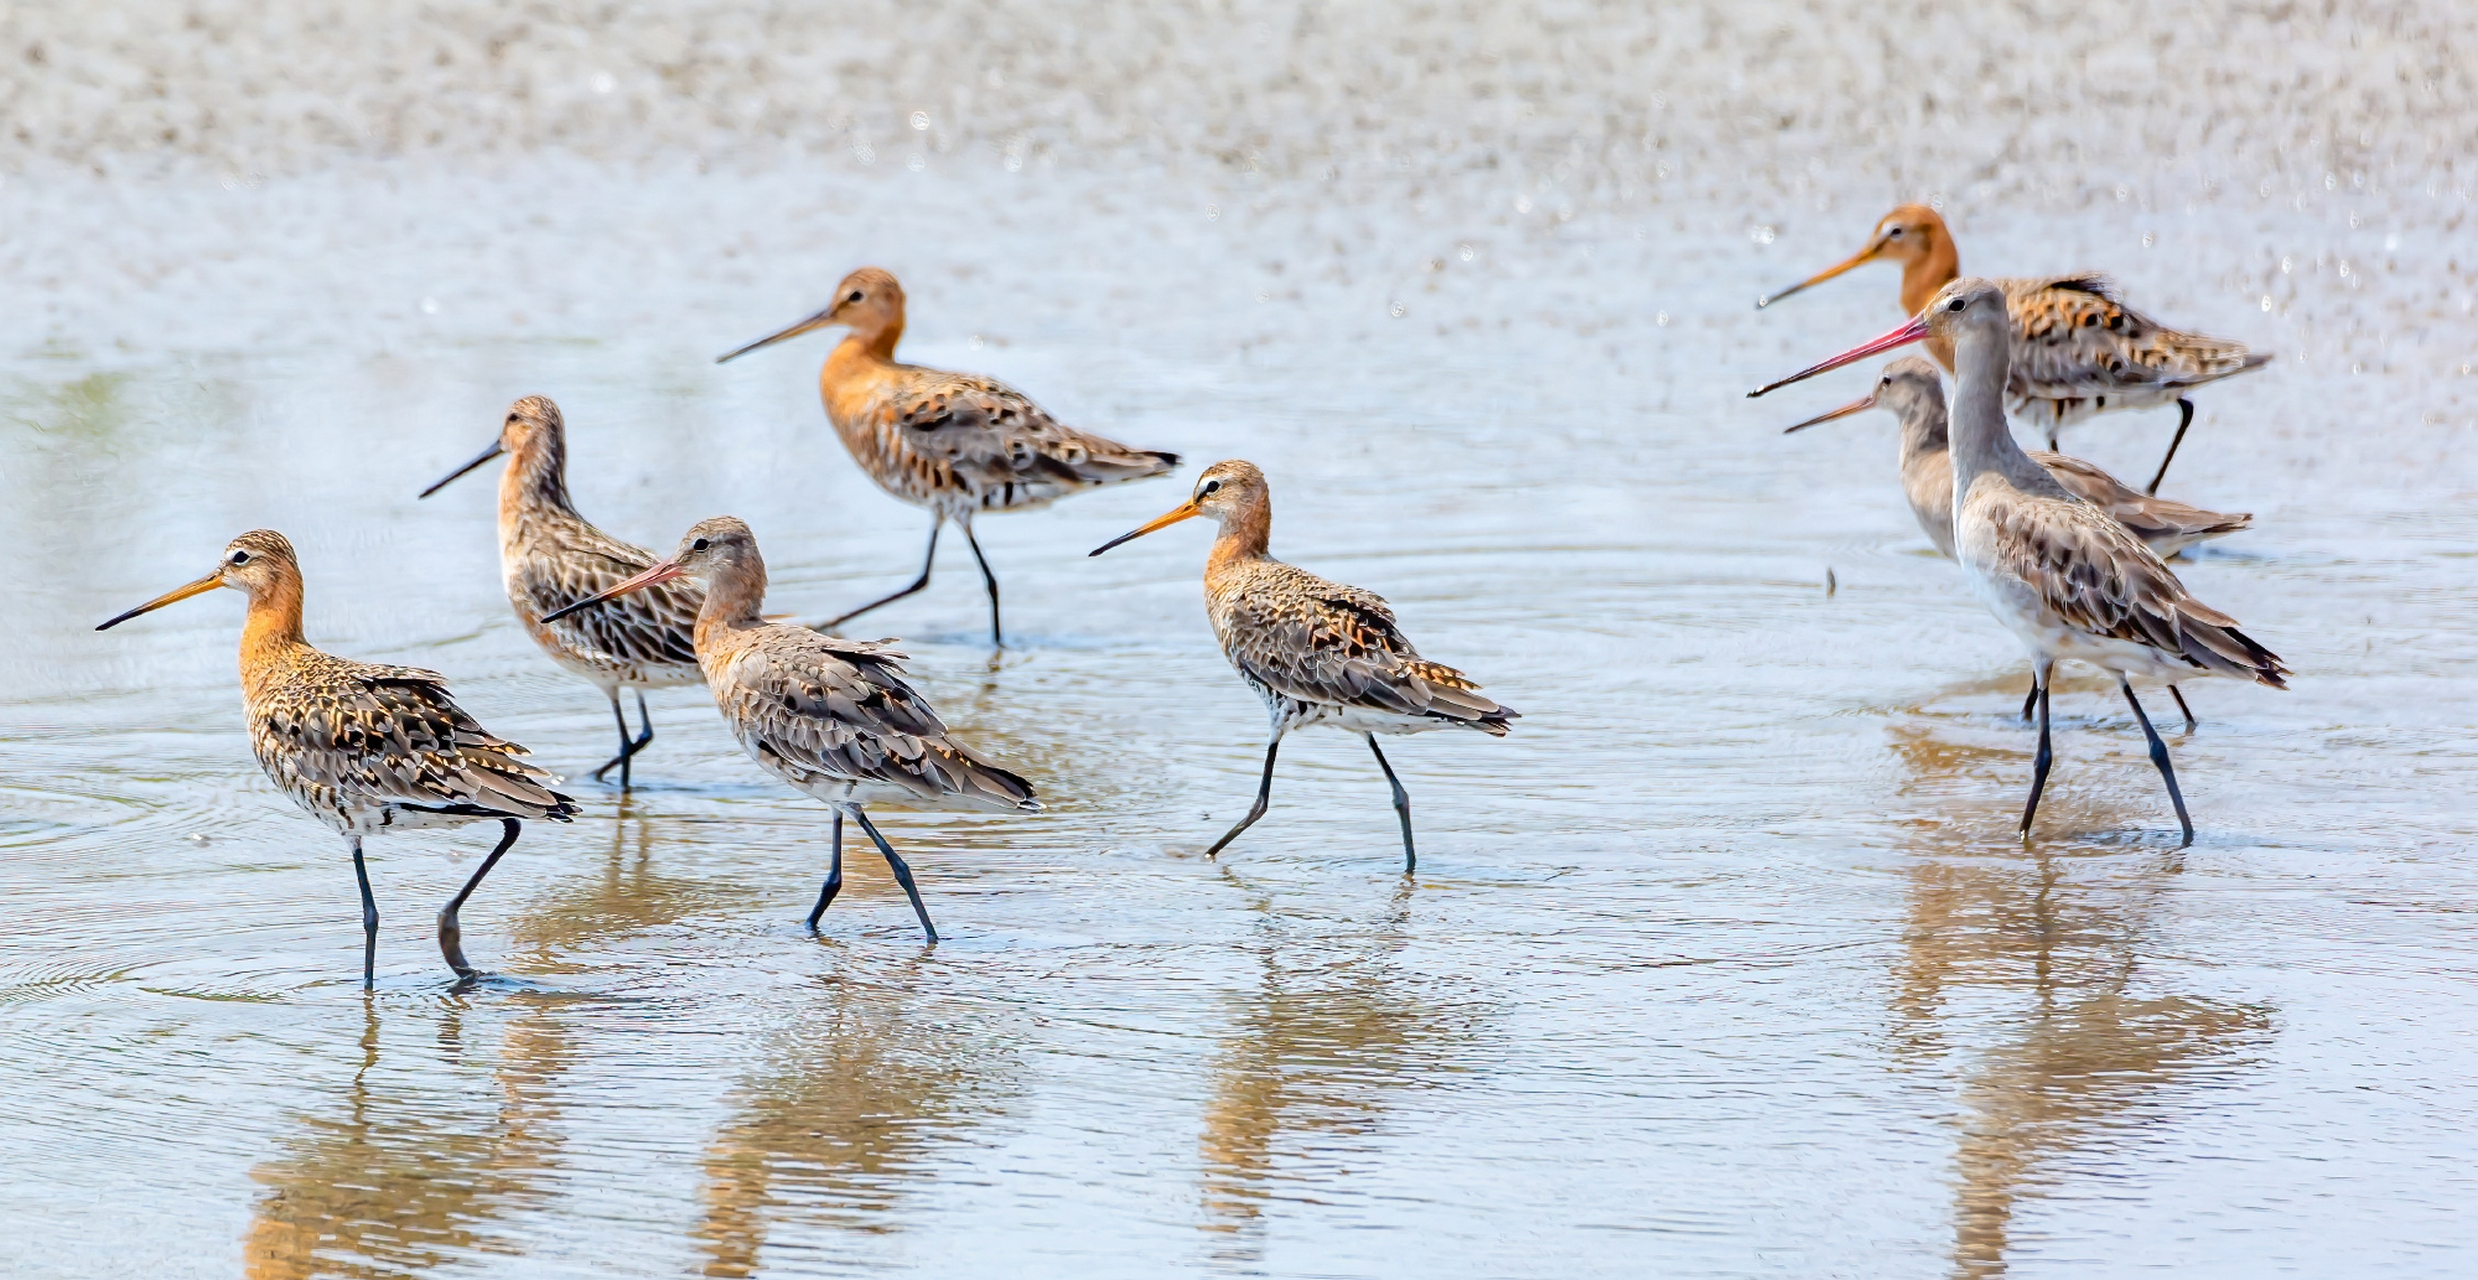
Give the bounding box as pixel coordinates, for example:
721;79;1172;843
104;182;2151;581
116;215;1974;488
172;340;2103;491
1088;501;1201;556
1757;244;1881;311
96;572;224;631
1748;314;1931;398
540;560;684;623
1782;393;1879;433
418;439;507;499
715;306;837;364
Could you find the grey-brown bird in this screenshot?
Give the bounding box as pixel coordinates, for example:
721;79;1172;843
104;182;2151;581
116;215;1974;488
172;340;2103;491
1752;279;2288;847
1759;204;2271;492
715;267;1180;645
97;530;578;985
1089;460;1516;872
1784;356;2254;730
544;516;1036;941
420;395;704;788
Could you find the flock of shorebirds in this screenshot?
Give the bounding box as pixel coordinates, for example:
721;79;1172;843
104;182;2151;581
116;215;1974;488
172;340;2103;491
94;204;2277;987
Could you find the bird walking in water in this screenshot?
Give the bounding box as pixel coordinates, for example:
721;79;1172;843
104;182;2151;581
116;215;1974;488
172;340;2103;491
1758;204;2270;492
97;530;578;985
1753;280;2288;847
420;395;704;789
1783;356;2255;730
544;517;1036;941
1089;461;1516;872
715;268;1180;645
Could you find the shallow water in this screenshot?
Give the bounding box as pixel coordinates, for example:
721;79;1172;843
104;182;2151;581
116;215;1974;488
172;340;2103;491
4;2;2478;1276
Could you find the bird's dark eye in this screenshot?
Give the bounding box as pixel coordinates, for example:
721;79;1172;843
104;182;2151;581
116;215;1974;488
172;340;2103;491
229;550;250;566
1887;227;1904;238
1201;479;1221;495
847;290;864;303
1947;298;1966;312
691;537;710;552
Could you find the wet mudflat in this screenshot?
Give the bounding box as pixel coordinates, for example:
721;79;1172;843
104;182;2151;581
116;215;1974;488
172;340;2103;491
3;2;2477;1276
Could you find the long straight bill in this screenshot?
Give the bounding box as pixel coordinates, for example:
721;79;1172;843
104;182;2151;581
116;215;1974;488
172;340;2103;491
1747;314;1930;399
715;306;836;364
1781;393;1879;434
418;439;507;499
539;561;685;624
1754;243;1880;310
96;572;223;631
1088;501;1201;556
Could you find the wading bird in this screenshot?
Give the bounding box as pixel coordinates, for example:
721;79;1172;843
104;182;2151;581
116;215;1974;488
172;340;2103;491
1090;460;1515;871
1758;205;2270;492
545;516;1035;941
716;267;1180;645
1751;280;2288;847
97;530;577;985
420;395;703;788
1784;356;2256;728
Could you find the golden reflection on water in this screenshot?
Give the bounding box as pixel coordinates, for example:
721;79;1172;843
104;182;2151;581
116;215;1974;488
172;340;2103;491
1197;879;1466;1259
693;952;1006;1278
1886;720;2271;1280
242;997;574;1279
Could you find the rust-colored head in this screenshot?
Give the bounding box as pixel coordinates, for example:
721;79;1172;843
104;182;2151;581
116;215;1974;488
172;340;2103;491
96;529;302;631
1088;460;1268;556
1758;204;1960;314
716;267;908;363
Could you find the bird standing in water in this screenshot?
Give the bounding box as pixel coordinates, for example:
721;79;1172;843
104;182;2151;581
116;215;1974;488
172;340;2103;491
420;395;704;789
1759;204;2270;492
545;517;1036;941
716;267;1180;645
1752;279;2288;847
1783;356;2255;729
1090;460;1516;872
98;530;578;985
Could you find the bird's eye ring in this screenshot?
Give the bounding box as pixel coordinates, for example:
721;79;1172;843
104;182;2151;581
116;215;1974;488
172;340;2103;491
1201;479;1221;495
1948;298;1966;311
230;550;251;566
847;290;863;303
1887;227;1904;238
690;537;710;552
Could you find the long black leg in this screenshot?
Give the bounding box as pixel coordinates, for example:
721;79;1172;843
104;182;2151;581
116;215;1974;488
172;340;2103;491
1366;736;1417;874
806;810;846;930
849;808;937;943
2122;679;2195;848
2168;685;2197;733
1205;740;1282;858
591;687;656;787
2018;662;2054;841
961;520;1003;647
826;520;941;631
437;819;520;979
2020;682;2038;723
2145;398;2195;496
350;837;379;989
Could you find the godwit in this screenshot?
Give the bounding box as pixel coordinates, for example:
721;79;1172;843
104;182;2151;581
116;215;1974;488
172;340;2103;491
1784;356;2254;729
1758;204;2271;492
1088;460;1515;871
715;267;1180;645
97;530;579;985
543;516;1035;941
1751;279;2289;847
419;395;703;789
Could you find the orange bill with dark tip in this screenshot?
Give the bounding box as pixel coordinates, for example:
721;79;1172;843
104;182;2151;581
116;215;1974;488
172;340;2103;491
1747;313;1931;399
96;571;224;631
1756;239;1884;310
1781;391;1881;434
540;560;686;624
1088;500;1202;556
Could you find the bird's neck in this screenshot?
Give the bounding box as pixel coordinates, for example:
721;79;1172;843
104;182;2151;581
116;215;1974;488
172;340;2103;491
1946;327;2045;495
692;562;769;647
1900;399;1951;471
500;432;577;529
833;319;904;368
1898;241;1960;317
239;573;307;699
1206;502;1272;578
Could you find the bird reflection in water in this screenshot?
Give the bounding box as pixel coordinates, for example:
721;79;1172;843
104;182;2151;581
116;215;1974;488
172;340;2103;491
1884;721;2271;1280
242;996;577;1278
1197;879;1477;1262
694;953;1013;1277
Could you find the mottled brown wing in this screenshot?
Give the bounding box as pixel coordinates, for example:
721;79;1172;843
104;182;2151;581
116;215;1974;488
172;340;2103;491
2032;451;2252;549
2003;275;2266;397
1227;564;1514;731
881;370;1179;498
518;522;701;671
251;654;579;820
1981;493;2286;686
716;625;1036;810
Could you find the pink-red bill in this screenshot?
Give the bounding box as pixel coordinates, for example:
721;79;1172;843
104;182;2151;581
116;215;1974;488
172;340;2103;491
1747;314;1930;400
